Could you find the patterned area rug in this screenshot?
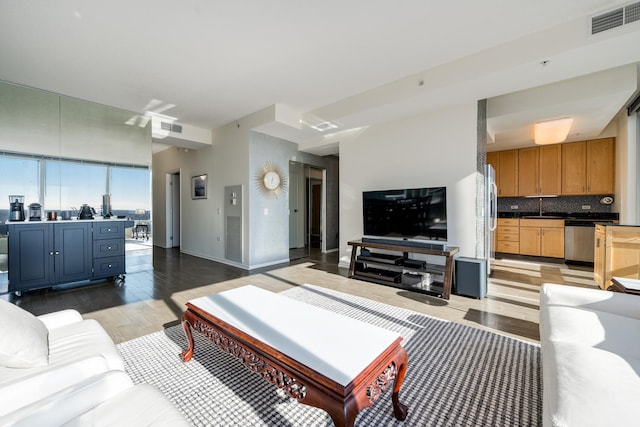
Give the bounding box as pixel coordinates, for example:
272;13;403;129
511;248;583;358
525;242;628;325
117;284;542;426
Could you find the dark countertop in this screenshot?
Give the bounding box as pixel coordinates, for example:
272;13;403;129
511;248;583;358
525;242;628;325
498;211;619;220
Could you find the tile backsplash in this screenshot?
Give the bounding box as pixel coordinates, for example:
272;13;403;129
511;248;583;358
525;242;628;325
498;195;615;214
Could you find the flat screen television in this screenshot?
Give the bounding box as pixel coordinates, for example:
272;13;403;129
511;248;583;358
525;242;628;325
362;186;447;241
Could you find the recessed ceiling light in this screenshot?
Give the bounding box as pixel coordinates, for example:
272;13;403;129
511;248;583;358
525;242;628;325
535;118;573;145
310;121;338;132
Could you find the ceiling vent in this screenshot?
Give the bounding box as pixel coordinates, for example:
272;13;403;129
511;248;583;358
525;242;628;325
591;1;640;34
160;122;183;133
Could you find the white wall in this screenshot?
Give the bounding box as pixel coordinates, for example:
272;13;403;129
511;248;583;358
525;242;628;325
152;108;301;269
152;121;249;264
339;102;479;265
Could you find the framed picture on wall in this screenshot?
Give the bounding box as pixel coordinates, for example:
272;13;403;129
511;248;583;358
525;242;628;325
191;174;207;199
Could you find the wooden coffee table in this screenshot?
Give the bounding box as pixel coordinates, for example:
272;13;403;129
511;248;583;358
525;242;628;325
181;285;408;427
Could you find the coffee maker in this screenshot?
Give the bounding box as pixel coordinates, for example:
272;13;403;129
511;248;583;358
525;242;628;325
8;195;25;222
29;203;42;221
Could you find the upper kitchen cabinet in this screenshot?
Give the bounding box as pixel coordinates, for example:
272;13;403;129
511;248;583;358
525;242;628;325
494;149;518;197
586;138;615;194
518;145;562;196
486;151;498;175
561;138;615;195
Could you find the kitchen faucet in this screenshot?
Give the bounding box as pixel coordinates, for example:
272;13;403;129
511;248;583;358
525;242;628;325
539;198;543;216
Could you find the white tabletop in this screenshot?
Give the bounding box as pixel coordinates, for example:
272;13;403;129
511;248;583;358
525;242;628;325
612;276;640;291
188;285;402;387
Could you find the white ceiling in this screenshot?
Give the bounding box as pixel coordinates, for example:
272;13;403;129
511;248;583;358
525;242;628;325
1;1;639;155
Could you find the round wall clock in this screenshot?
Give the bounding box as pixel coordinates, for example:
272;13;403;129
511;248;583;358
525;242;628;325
256;161;287;198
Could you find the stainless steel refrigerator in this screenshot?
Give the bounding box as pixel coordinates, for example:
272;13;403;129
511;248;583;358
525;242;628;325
485;164;497;274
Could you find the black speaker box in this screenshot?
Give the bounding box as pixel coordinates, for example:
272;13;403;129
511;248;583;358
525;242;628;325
454;257;487;299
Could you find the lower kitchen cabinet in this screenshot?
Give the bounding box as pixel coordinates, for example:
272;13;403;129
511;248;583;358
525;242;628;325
519;219;565;258
496;218;520;254
8;220;125;294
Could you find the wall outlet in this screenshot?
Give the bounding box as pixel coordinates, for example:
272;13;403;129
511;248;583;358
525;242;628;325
510;205;518;210
582;205;591;210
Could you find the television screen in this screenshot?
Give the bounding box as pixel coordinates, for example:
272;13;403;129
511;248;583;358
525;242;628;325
363;187;447;241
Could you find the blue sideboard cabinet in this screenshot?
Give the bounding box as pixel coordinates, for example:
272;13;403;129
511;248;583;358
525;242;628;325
8;220;125;295
92;221;125;279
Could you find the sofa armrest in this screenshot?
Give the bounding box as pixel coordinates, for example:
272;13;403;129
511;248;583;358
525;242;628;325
0;371;133;427
0;355;110;416
541;283;640;320
37;309;83;330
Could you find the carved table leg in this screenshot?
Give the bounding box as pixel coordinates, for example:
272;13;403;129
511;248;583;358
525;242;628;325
327;406;358;427
180;314;195;362
392;349;409;420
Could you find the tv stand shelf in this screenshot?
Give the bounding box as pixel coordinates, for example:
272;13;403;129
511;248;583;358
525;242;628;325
347;240;459;299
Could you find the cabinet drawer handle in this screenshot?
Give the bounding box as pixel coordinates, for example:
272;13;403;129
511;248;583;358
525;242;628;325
107;246;112;250
49;251;54;255
55;251;60;255
108;264;112;268
107;228;111;232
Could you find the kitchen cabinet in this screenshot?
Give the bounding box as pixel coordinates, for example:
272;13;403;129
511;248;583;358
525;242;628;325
594;224;640;290
518;145;562;196
92;220;125;279
486;152;498;175
495;149;518;197
8;222;92;293
496;218;519;254
519;218;564;258
561;138;615;195
8;220;126;295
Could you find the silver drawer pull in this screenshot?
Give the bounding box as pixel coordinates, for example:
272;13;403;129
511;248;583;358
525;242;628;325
108;264;112;268
107;246;112;250
107;228;111;232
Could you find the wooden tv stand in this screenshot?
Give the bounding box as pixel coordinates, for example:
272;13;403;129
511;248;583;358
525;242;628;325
347;240;459;300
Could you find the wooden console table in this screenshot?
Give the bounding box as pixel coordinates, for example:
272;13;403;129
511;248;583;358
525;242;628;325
181;285;408;427
348;240;459;300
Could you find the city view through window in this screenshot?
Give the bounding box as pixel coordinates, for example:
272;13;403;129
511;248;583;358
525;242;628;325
0;154;150;223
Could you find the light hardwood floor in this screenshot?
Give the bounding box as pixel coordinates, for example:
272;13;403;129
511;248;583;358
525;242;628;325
1;247;597;344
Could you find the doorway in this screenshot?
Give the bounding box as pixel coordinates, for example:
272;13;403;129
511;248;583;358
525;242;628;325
166;171;180;248
289;162;326;260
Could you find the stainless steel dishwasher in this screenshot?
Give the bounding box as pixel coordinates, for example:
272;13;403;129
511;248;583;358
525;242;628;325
564;219;615;263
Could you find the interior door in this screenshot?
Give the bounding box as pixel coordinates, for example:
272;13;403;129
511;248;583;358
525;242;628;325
166;172;181;248
170;172;180;248
289;163;305;249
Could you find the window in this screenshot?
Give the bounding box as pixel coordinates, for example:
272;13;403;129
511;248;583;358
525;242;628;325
110;166;150;219
45;161;107;212
0;156;40;223
0;152;150;222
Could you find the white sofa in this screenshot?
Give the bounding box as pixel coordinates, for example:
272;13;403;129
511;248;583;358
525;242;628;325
0;299;189;426
1;371;189;427
539;283;640;427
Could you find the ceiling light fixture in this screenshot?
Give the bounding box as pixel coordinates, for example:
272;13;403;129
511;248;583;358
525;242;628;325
534;117;573;145
309;121;338;132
